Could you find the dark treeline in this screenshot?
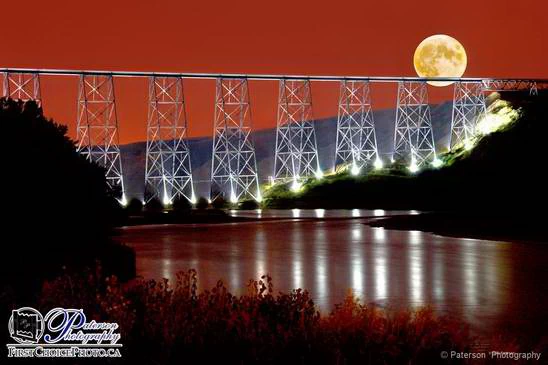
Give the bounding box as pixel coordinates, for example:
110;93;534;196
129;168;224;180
0;98;134;302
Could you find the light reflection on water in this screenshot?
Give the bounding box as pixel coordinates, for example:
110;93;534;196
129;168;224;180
121;214;548;335
409;230;424;307
291;224;303;290
230;209;415;219
350;227;364;298
373;209;385;216
314;224;327;304
433;241;445;304
315;209;325;218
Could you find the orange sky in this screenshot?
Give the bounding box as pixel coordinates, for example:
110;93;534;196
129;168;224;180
2;0;546;143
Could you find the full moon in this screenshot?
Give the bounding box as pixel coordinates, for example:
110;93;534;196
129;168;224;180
413;34;467;87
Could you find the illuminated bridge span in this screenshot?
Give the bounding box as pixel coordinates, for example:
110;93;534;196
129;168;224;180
2;68;547;205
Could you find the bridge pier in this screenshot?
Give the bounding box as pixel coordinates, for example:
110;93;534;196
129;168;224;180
335;80;380;174
393;81;436;170
2;72;41;106
145;76;195;205
530;82;538;96
450;81;486;150
76;74;126;204
274;79;321;187
210;78;260;203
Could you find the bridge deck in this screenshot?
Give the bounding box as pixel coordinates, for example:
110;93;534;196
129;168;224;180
1;67;547;84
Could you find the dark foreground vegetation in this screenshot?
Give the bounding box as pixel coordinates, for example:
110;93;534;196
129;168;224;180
27;268;528;365
0;98;134;300
263;91;548;241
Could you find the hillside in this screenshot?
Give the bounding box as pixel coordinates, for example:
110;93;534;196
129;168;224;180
263;91;548;221
121;101;453;200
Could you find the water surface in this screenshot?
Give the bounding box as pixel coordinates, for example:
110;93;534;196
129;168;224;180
119;211;548;337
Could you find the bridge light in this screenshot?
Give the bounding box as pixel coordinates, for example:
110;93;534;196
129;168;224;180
350;164;360;176
315;168;323;180
119;194;128;207
163;195;171;206
190;193;197;205
464;139;474;151
291;178;302;192
431;158;443;168
230;190;238;204
374;158;383;170
408;158;419;173
255;191;262;203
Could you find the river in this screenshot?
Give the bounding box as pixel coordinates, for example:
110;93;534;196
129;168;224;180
118;209;548;338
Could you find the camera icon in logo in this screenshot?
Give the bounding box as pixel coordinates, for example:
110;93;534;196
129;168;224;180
8;307;44;344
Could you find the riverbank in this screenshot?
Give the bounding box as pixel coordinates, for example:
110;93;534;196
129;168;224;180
122;208;548;244
368;212;548;243
122;208;258;226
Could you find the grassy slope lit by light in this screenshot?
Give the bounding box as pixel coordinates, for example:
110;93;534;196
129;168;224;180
261;91;545;211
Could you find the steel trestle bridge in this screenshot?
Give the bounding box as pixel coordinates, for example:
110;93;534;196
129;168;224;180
2;68;546;205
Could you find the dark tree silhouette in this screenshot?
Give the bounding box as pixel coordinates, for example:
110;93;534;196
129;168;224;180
126;197;144;215
172;195;192;215
196;197;209;210
211;195;227;209
0;98;134;299
239;199;259;210
144;197;163;214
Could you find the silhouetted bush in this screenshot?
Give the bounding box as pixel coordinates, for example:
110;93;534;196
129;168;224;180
38;269;480;365
196;196;209;210
172;196;193;215
144;197;164;214
211;195;227;209
239;199;259;210
126;198;144;216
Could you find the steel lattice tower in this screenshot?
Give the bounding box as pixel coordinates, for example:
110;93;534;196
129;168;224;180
145;76;195;205
274;79;321;182
529;82;538;96
393;81;436;167
76;74;126;203
2;72;41;106
450;81;486;149
210;78;261;203
335;80;380;173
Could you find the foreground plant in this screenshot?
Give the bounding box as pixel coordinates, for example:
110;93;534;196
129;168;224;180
35;268;520;364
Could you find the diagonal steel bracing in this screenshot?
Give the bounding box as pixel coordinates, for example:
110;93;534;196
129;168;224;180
335;80;380;173
274;79;321;182
393;81;436;167
450;81;486;149
2;72;42;106
210;78;260;203
145;76;195;205
482;79;540;95
76;74;126;203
